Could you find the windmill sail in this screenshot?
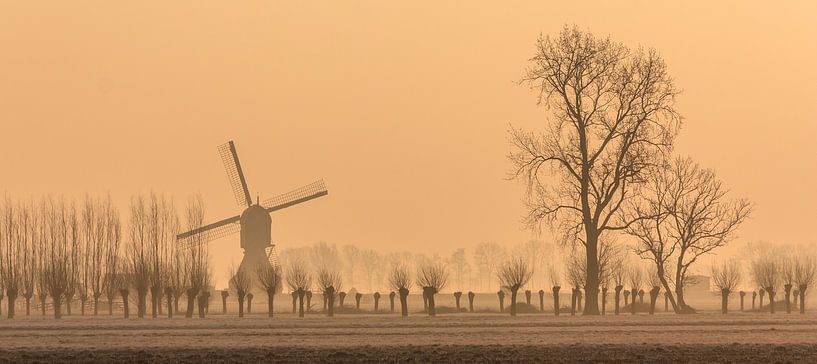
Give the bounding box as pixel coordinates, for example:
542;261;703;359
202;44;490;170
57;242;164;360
261;179;328;213
177;214;241;248
218;141;252;207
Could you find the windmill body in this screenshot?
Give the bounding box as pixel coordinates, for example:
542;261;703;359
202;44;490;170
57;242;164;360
177;140;328;290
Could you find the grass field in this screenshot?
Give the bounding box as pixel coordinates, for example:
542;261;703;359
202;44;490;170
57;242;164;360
1;309;816;363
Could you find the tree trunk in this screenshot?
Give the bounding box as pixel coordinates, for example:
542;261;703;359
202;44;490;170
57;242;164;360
120;290;130;319
766;288;776;314
582;227;600;315
93;295;100;316
291;292;298;313
297;289;305;318
339;292;346;307
238;295;245;318
80;296;86;316
784;284;792;314
570;288;577;316
614;286;622;315
468;291;475;313
552;286;561;316
525;290;532;306
510;289;518;316
305;292;311;311
649;287;659;315
137;288;147;318
150;287;160;318
497;291;505;313
454;292;461;311
166;289;173;319
664;292;669;312
197;294;206;318
185;289;197;318
752;291;756;310
247;294;253;314
389;292;396;313
630;288;637;315
427;290;437;317
6;291;17;319
52;294;62;319
422;291;428;312
721;288;729;314
739;291;745;312
399;288;409;317
325;288;335;317
601;288;608;315
373;293;380;311
268;290;276;318
40;296;47;316
539;290;545;312
799;285;807;314
355;293;362;310
759;289;765;308
25;296;31;316
221;291;228;315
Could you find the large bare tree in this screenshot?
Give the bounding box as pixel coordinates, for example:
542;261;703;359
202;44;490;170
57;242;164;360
509;26;681;314
626;157;751;313
1;197;24;318
183;195;210;319
147;193;177;318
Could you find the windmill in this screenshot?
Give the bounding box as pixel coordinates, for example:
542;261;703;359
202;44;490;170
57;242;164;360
176;140;328;277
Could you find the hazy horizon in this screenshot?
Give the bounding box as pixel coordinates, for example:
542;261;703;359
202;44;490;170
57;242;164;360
2;1;816;288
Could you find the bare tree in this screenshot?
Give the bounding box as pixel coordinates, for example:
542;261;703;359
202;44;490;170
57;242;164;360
449;248;469;291
416;262;448;317
626;157;751;313
102;209;122;316
183;195;209;319
1;197;24;318
794;255;816;314
473;242;506;291
612;259;626;315
781;255;796;314
146;194;177;318
126;195;151;318
712;259;741;314
496;258;533;316
256;263;282;318
388;264;412;317
42;198;73;319
548;264;561;315
286;261;311;318
359;249;380;292
509;25;681;315
20;200;36;316
317;269;342;317
752;256;780;314
229;264;252;318
341;245;360;289
565;253;585;316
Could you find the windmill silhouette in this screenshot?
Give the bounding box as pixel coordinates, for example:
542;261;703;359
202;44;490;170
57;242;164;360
176;140;328;277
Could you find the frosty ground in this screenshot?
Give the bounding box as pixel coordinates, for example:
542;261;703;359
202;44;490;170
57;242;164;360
1;311;816;363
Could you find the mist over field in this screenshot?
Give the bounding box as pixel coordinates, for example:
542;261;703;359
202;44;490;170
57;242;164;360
1;1;816;363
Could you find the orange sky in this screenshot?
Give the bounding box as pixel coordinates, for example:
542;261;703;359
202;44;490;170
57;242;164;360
2;1;816;285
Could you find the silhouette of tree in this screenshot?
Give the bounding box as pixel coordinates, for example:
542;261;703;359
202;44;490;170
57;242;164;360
628;266;643;315
1;197;24;318
509;25;681;315
473;242;505;291
229;264;252;318
317;269;342;317
41;198;74;319
359;249;380;292
183;196;209;319
388;264;411;317
497;258;533;316
712;260;741;314
146;194;177;319
416;262;448;317
751;256;780;314
449;248;469;291
286;261;311;318
626;157;751;313
341;245;360;289
794;255;816;314
256;263;283;318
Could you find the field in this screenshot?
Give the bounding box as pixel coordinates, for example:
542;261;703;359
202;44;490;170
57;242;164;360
1;307;816;363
